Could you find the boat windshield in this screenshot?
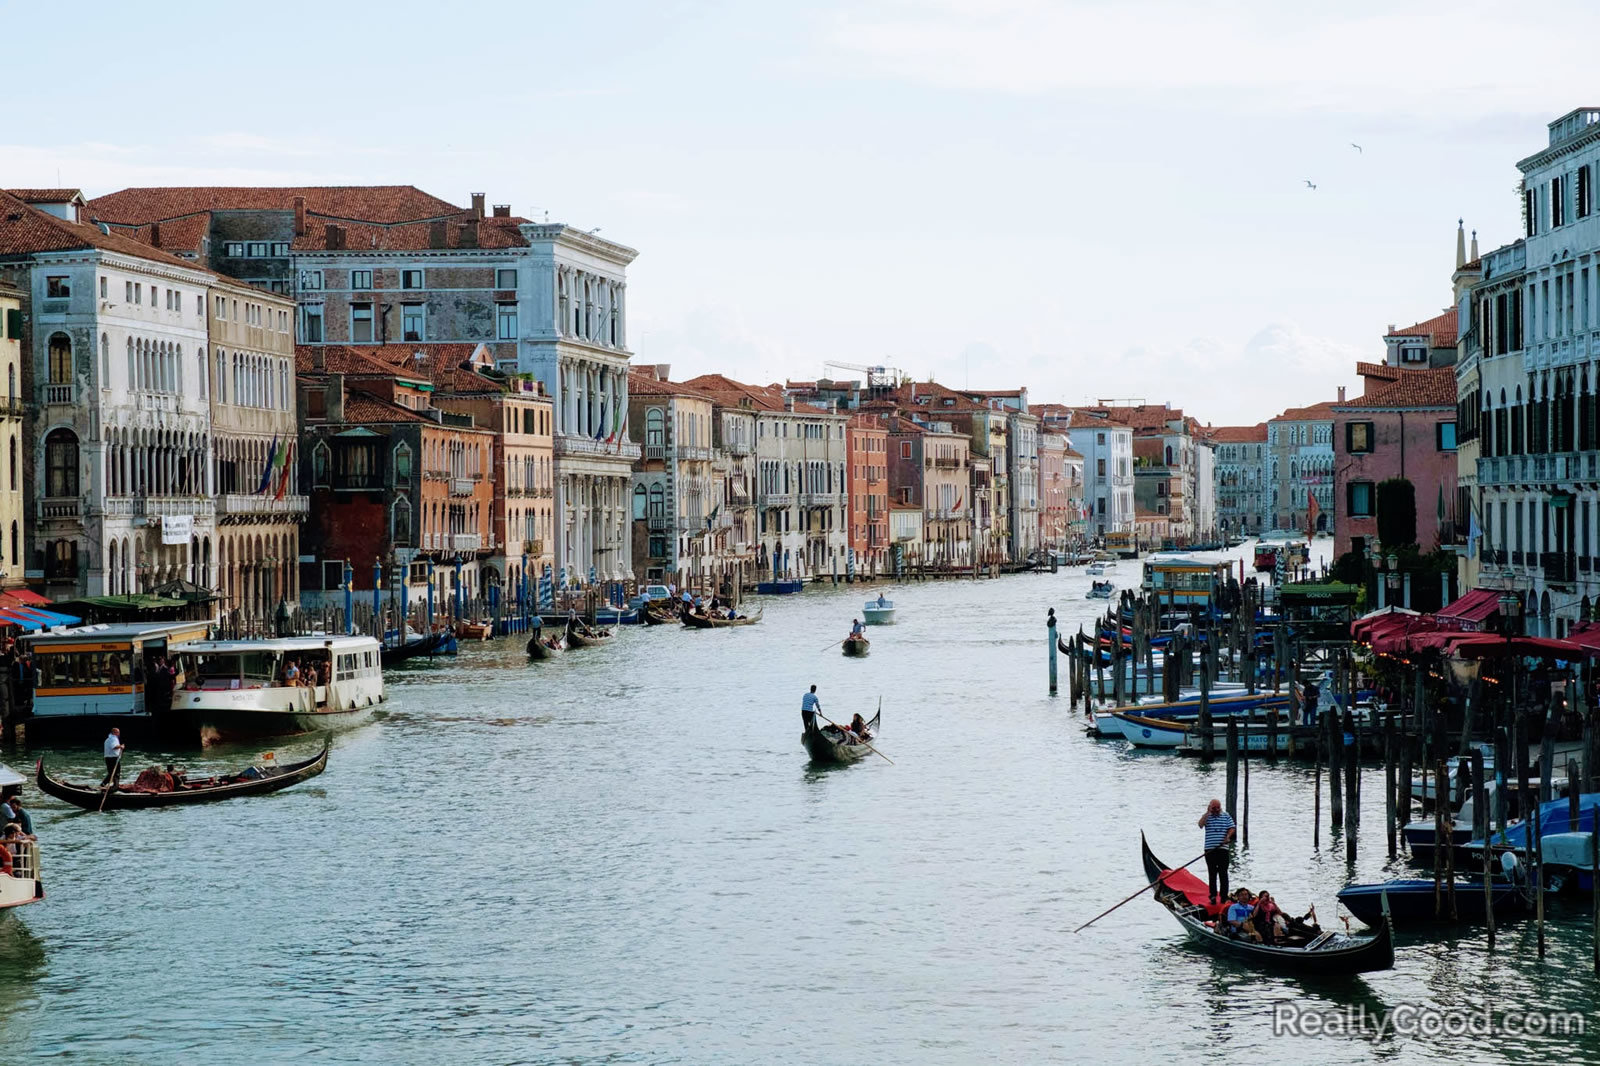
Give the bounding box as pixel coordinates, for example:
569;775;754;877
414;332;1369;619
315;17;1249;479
36;649;136;689
187;651;279;688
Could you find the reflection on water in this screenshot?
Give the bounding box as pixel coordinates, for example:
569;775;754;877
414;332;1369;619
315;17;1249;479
0;546;1595;1061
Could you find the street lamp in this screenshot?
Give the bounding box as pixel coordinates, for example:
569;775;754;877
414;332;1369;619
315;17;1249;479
1498;566;1523;637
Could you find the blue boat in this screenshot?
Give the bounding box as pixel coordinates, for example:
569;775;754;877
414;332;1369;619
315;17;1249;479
1463;794;1600;860
593;605;641;625
755;579;804;595
1337;878;1527;926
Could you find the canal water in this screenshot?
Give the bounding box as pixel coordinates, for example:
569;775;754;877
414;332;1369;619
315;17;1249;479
2;544;1597;1064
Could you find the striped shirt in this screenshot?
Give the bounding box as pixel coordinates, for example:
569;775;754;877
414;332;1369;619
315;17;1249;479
1203;811;1235;849
801;692;821;712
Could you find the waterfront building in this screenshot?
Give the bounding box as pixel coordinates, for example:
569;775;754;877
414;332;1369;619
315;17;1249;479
846;412;889;576
626;366;717;585
683;375;849;581
0;281;24;588
959;389;1038;563
1048;409;1134;535
0;189;217;597
890;382;1003;563
708;399;759;592
1266;401;1338;535
1209;424;1268;537
1072;404;1196;542
207;276;305;615
881;412;973;569
1331;363;1459;572
1191;432;1216;542
86;186;640;585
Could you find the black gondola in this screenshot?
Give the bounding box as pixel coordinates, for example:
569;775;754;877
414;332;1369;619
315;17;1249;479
36;740;330;811
802;708;882;765
1140;833;1394;975
682;608;762;628
525;634;562;659
381;630;450;667
842;635;870;657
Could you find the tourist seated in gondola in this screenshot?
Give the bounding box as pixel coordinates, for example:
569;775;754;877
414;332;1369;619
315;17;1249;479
1221;888;1260;941
1251;890;1283;945
850;712;870;740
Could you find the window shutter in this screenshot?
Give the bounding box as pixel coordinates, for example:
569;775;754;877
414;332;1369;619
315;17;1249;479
3;309;19;339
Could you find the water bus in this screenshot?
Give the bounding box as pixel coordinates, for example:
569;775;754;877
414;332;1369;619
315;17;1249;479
171;635;384;741
20;621;213;738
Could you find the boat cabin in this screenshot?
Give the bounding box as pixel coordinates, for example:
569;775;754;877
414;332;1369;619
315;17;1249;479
21;621;212;722
173;635;382;711
1141;556;1232;612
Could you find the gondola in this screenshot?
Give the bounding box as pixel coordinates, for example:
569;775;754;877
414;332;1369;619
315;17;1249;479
842;635;870;657
525;634;563;659
454;620;493;641
36;740;330;811
682;608;763;628
1337;877;1528;926
641;601;681;625
380;629;451;667
1140;833;1394;975
803;708;882;765
564;626;615;649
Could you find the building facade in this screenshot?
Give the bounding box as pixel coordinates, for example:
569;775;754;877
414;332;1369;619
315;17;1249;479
846;413;889;576
1059;414;1134;534
0;281;24;587
627;367;717;585
1267;401;1337;535
1210;424;1268;536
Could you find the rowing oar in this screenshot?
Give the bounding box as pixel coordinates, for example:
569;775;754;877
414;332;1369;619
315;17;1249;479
98;755;122;813
819;637;848;652
1072;851;1206;933
813;708;893;764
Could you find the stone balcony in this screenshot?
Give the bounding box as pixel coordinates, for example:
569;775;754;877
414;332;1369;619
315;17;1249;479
100;496;217;520
555;435;641;462
1479;453;1600;485
218;493;310;518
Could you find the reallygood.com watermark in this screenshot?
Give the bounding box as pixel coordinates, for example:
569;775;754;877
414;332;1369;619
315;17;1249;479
1273;1002;1586;1040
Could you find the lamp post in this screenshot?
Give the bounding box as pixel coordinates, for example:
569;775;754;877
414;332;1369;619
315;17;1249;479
1385;551;1401;609
1499;567;1523;638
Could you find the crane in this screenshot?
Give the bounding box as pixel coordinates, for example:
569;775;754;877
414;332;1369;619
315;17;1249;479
823;360;903;391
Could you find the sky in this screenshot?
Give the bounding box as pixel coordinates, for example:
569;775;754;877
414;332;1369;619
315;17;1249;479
2;0;1596;425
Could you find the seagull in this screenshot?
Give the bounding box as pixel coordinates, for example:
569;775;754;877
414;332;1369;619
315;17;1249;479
1350;143;1362;153
1304;180;1317;190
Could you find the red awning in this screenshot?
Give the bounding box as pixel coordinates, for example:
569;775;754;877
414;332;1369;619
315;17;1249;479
1437;587;1502;625
1449;634;1585;659
0;589;51;607
1569;623;1600;654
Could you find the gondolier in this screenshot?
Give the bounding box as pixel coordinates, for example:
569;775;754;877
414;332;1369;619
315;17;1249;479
801;685;821;731
1198;798;1235;904
102;728;124;786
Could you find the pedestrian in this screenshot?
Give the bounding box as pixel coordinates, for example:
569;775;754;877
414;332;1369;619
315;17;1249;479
1198;797;1236;904
102;727;124;786
801;684;821;732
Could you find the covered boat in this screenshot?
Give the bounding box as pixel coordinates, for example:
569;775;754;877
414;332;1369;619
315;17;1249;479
1141;834;1393;975
36;740;330;811
682;608;761;628
842;635;870;657
0;762;42;911
171;635;384;741
802;708;881;765
1086;580;1115;600
454;620;493;641
862;598;896;625
1336;877;1527;925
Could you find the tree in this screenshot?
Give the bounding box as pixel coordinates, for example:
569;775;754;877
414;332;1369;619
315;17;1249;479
1376;478;1417;548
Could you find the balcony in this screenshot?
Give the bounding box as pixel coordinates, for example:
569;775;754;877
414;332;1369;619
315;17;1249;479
450;477;476;497
763;493;794;508
676;445;713;462
644;445;664;460
1543;551;1577;585
449;533;483;552
933;457;960;469
334;474;383;492
45;383;74;406
218;493;309;517
725;439;753;456
866;471;882;484
101;496;217;519
555;435;641;462
41;497;79;519
800;492;841;508
647;513;669;529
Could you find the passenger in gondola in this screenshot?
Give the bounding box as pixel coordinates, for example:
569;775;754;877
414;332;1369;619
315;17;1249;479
1251;890;1282;945
850;712;870;740
1222;888;1259;941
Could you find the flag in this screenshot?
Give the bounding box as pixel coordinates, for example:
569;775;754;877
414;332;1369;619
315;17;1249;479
1437;483;1447;527
953;492;963;512
274;440;295;500
593;405;608;442
256;436;279;494
1467;507;1483;560
705;503;719;531
1306;493;1320;540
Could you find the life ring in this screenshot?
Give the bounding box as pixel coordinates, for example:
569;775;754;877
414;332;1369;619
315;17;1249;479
0;845;12;876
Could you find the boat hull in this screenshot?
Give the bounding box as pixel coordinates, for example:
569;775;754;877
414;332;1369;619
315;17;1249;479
1336;879;1525;925
842;637;870;657
862;607;895;625
802;709;881;765
36;742;330;810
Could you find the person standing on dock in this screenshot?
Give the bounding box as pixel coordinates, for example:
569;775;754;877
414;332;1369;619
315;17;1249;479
1198;798;1236;904
102;728;124;786
801;685;822;732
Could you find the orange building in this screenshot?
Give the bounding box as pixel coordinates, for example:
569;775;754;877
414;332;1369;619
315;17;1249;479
847;412;889;576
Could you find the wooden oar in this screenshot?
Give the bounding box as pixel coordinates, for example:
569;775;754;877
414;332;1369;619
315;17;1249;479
813;708;893;765
1073;851;1206;933
819;637;848;652
98;756;122;813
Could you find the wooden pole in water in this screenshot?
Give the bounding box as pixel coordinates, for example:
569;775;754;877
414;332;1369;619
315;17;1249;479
1536;781;1546;959
1475;747;1493;949
1540;693;1557;805
1344;705;1359;863
1433;756;1445;917
1328;710;1344;834
1398;732;1413;851
1313;734;1322;849
1225;718;1239;819
1265;706;1279;762
1242;721;1250;849
1199;654;1214;760
1385;713;1398;859
1047;609;1058;697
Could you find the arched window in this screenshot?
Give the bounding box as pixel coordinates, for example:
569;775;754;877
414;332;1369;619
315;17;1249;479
127;338;135;389
393;497;412;546
1165;444;1173;466
100;333;110;383
6;364;12;404
312;441;331;487
46;539;76;583
45;428;79;497
8;435;15;491
633;484;647;519
393;442;412;481
198;349;207;399
647;484;664;518
10;524;18;573
47;333;71;384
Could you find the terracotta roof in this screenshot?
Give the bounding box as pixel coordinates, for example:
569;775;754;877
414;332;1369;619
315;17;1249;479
1335;367;1457;409
847;411;889;431
5;189;84;204
296;345;433;380
886;381;986;412
339;390;432;424
1356;361;1402;382
1073;404;1183;431
1061;445;1084;459
293;214;530;252
627;368;717;401
1271;401;1339;423
117;215;213;255
88;185;467;225
681;373;789;412
0;190;209;270
1209;423;1268;443
1386;309;1458;347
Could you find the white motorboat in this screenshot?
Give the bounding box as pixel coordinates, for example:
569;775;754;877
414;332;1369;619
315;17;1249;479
862;597;896;625
0;761;41;913
1086;580;1115;600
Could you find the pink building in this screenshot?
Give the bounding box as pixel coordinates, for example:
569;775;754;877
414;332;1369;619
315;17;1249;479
1331;364;1459;559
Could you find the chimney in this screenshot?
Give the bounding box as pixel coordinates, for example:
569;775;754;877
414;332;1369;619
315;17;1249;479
654;363;671;380
313;349;325;372
1455;218;1466;270
328;374;345;423
1337;385;1346;403
293;195;307;236
458;221;478;249
470;193;485;220
324;223;346;250
492;204;511;218
149;222;161;247
429;220;447;249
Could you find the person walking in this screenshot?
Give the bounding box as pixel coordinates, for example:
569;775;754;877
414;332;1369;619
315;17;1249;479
102;727;125;786
1198;797;1236;904
801;685;822;733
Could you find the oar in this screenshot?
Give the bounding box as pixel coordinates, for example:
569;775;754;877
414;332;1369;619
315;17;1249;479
1073;851;1207;933
98;755;122;813
819;637;848;653
814;708;893;764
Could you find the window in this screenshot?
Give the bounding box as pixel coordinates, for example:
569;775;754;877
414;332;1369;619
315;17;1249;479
1552;175;1566;228
394;443;412;480
272;242;290;256
351;270;373;290
392;498;412;546
224;242;244;257
1347;480;1374;517
99;276;107;299
1096;458;1105;477
401;304;424;342
197;294;204;316
1346;421;1373;453
301;306;324;343
45;276;71;299
496;268;517;290
247;242;268;257
1582;165;1593;220
301;270;323;291
497;303;518;340
45;428;79;497
1400;345;1426;364
312;442;331;487
1437;421;1457;450
134;283;142;305
351;303;374;343
900;441;911;459
401;269;423;290
47;333;72;384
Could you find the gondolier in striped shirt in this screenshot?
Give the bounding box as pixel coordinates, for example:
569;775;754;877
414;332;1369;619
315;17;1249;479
801;685;822;732
1198;798;1236;904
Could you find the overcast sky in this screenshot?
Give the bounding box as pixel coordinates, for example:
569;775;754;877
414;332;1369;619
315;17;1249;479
3;0;1594;425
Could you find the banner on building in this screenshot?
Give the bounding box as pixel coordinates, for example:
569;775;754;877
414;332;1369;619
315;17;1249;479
161;514;194;545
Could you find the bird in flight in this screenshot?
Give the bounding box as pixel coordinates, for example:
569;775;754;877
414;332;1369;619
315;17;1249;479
1351;143;1363;153
1304;180;1317;190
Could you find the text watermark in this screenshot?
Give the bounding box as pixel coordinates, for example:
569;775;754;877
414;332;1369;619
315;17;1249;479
1272;1002;1587;1040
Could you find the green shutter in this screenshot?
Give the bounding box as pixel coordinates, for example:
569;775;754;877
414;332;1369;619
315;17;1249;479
3;308;19;340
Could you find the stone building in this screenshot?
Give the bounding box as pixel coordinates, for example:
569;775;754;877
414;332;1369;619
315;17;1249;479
627;367;717;585
846;412;889;576
1209;423;1268;536
0;280;24;587
1267;401;1338;535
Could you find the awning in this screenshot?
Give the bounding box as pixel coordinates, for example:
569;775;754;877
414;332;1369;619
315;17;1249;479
1437;587;1502;626
1449;634;1585;659
0;609;43;632
1566;623;1600;654
2;605;81;627
0;589;51;607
